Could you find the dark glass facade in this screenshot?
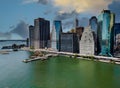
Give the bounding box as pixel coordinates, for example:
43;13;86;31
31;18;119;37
89;16;98;54
29;25;34;48
34;18;50;49
60;33;79;53
89;16;98;33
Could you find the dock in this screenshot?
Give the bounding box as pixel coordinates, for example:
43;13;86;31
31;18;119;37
23;54;58;63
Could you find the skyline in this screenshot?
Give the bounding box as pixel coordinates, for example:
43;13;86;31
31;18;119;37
0;0;120;40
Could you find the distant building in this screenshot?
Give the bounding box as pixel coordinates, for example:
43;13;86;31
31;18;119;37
116;34;120;46
60;33;79;53
97;10;115;56
114;23;120;46
29;25;34;48
89;16;98;33
80;26;95;55
89;16;98;54
76;27;84;40
75;18;79;29
34;18;50;49
114;33;120;57
51;21;62;51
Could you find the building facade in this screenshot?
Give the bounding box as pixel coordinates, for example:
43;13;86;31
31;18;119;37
114;23;120;46
80;27;95;55
76;27;84;40
29;25;34;48
60;33;79;53
34;18;50;49
89;16;98;33
89;16;98;54
98;10;115;56
51;21;62;51
116;34;120;46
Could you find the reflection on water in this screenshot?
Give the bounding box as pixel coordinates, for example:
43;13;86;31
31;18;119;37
0;51;120;88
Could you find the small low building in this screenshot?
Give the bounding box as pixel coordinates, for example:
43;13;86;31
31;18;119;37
80;26;95;55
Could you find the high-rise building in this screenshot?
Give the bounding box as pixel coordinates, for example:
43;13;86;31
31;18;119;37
89;16;98;54
89;16;98;33
51;21;62;51
34;18;50;49
114;23;120;46
116;34;120;46
80;27;95;55
60;33;79;53
114;33;120;57
29;25;34;48
98;10;115;56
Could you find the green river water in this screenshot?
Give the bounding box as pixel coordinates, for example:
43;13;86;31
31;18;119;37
0;51;120;88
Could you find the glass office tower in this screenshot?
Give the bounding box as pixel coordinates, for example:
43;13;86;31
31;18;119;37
51;21;62;51
89;16;98;33
98;10;115;56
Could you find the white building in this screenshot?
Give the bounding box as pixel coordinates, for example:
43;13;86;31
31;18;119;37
116;33;120;45
79;26;95;55
51;25;57;51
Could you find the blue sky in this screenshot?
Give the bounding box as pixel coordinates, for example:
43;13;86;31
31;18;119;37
0;0;51;32
0;0;120;40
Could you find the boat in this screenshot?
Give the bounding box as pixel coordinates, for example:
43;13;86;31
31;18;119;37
13;48;18;51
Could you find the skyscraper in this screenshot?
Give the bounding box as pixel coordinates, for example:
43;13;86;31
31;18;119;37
29;25;34;48
89;16;98;33
98;10;115;56
34;18;50;49
114;23;120;46
89;16;98;54
51;21;62;51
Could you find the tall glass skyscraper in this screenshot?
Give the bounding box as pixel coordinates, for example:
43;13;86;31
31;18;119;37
89;16;98;54
89;16;98;33
98;10;115;56
51;21;62;51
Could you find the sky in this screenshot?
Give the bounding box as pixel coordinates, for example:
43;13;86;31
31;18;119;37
0;0;120;40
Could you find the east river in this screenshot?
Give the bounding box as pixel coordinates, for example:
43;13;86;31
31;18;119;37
0;50;120;88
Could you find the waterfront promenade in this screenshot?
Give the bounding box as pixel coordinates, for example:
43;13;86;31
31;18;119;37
21;47;120;64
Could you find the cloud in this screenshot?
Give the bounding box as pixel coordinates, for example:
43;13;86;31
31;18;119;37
53;0;113;14
0;32;12;40
23;0;113;14
23;0;49;4
10;21;29;39
62;17;89;32
55;10;78;20
108;0;120;22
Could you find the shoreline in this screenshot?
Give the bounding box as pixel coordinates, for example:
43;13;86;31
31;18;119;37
0;48;120;64
20;48;120;64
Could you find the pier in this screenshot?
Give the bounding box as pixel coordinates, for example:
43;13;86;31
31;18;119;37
21;48;120;64
23;54;58;63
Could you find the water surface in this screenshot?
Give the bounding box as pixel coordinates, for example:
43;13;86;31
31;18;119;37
0;51;120;88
